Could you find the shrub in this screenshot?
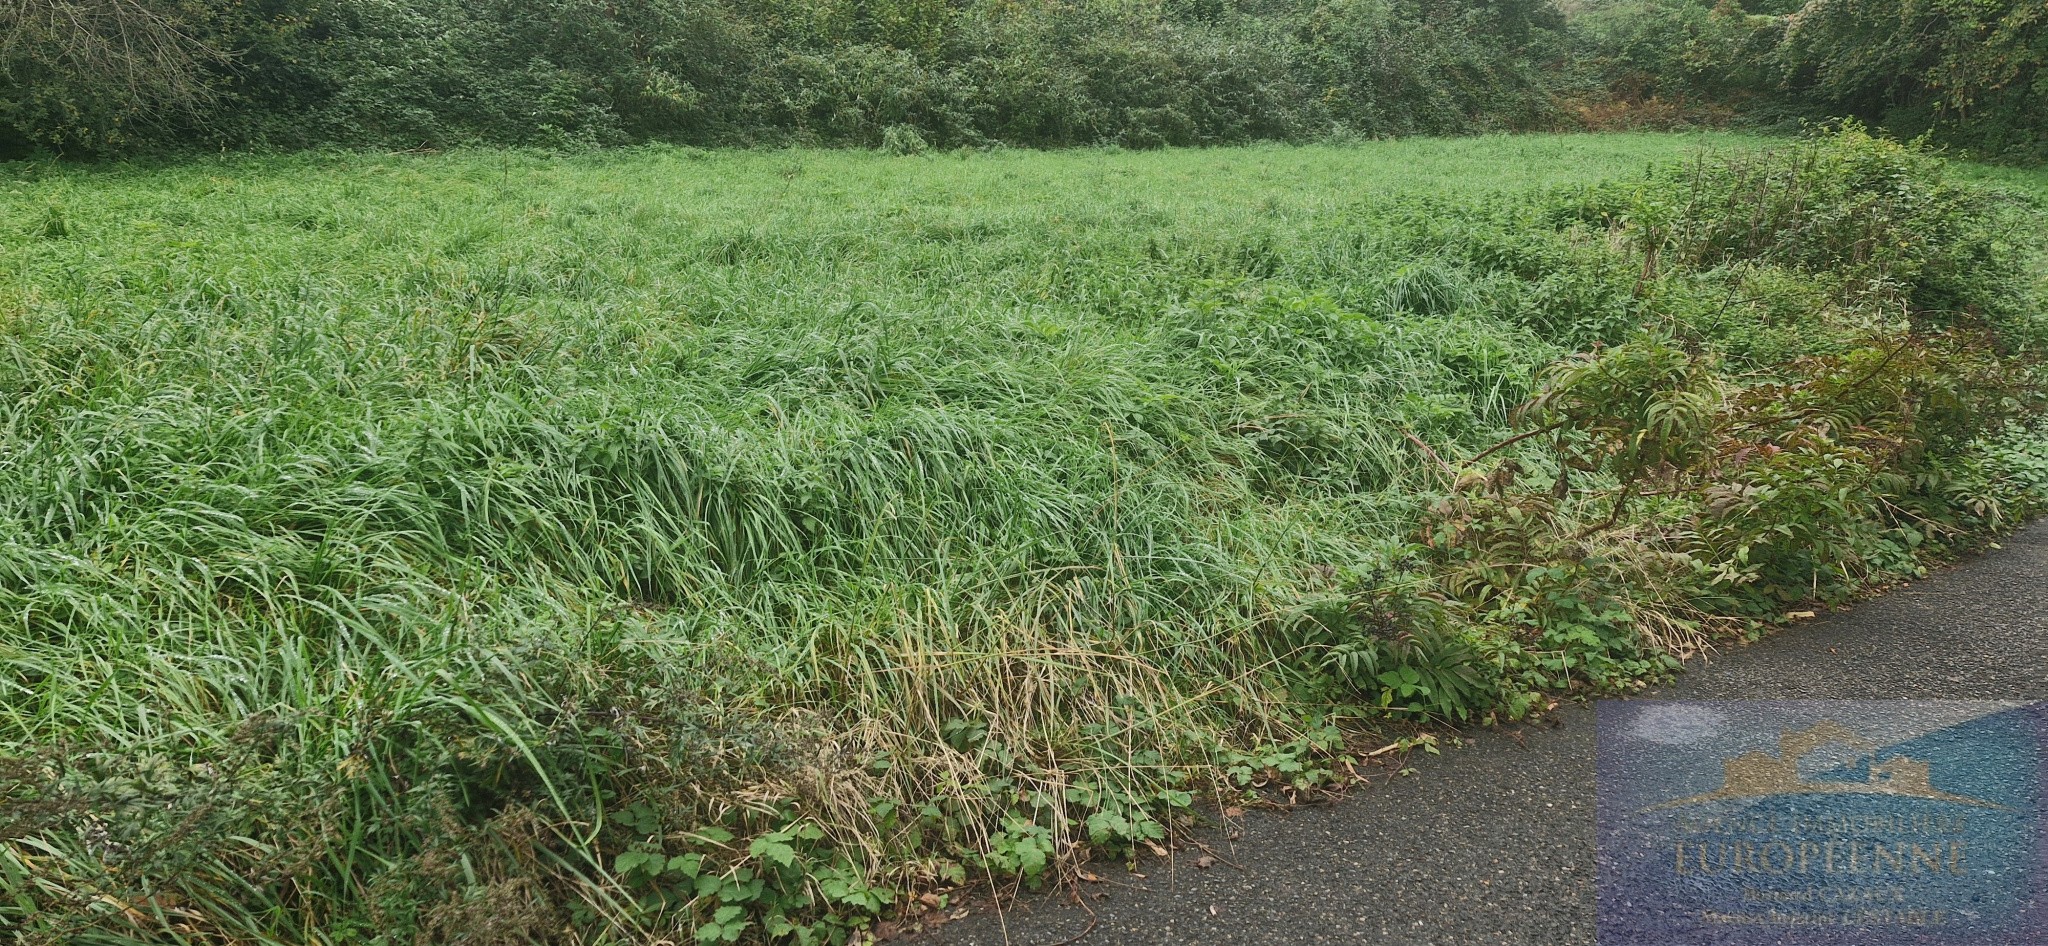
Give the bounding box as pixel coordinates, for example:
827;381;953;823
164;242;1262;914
2;0;1573;154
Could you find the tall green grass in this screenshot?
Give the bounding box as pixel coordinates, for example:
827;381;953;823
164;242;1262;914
1;133;2041;944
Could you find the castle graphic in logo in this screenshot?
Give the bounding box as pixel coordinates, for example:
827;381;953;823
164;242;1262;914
1643;718;2006;811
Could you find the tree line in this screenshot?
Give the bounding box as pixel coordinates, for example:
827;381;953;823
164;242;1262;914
1570;0;2045;162
1;0;2041;160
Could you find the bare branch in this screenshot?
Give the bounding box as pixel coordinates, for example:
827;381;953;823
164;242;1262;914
0;0;230;120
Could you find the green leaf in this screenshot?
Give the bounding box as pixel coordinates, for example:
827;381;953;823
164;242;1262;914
613;851;654;876
1084;810;1130;844
692;826;736;844
749;837;797;868
1016;840;1047;876
667;853;704;877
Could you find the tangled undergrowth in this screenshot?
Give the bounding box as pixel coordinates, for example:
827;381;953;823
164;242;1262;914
2;129;2044;944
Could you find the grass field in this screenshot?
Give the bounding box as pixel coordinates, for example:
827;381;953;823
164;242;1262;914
4;132;2045;944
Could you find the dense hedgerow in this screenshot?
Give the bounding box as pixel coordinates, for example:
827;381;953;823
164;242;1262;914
0;0;1568;156
1;131;2044;943
8;1;2041;161
1565;0;2047;162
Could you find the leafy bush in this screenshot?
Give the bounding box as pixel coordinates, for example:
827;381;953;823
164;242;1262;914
1782;0;2047;163
1565;0;2048;162
2;0;1571;154
1425;130;2048;689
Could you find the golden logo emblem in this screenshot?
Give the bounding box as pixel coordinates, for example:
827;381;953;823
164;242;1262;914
1644;718;2007;812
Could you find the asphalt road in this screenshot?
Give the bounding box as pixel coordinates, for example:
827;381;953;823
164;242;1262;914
925;522;2048;946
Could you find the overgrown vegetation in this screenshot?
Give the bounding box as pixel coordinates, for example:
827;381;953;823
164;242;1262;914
2;129;2044;943
6;0;2042;160
1;0;1570;155
1567;0;2047;162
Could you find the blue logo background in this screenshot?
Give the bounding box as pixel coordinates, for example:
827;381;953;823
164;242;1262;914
1597;700;2046;945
